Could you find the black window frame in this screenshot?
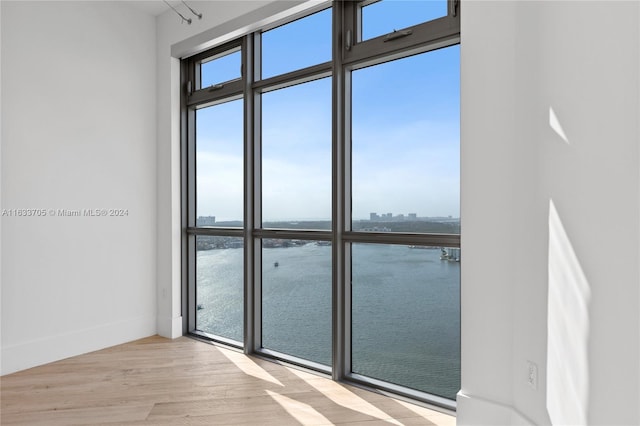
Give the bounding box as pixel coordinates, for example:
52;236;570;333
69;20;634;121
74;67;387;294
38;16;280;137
181;0;461;410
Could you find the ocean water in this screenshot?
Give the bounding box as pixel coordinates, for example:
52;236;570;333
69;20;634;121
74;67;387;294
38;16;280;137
196;241;460;400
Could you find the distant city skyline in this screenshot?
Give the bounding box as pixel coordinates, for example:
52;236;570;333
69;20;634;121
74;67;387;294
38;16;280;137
196;211;460;225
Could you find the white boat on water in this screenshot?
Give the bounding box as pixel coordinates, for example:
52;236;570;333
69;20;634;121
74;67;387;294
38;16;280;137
440;247;461;262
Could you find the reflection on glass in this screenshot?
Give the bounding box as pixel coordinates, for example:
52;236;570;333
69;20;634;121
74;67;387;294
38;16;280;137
200;50;241;88
262;78;331;227
262;239;332;365
351;46;460;231
362;0;448;41
196;99;244;225
262;8;331;79
351;243;460;399
196;236;244;343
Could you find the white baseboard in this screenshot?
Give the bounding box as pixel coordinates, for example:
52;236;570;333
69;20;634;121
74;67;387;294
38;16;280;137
1;315;156;375
156;314;183;339
457;392;535;426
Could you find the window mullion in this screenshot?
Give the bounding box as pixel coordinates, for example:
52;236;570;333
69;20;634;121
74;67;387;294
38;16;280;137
242;34;256;354
332;0;348;382
181;57;196;335
249;31;263;355
186;81;244;108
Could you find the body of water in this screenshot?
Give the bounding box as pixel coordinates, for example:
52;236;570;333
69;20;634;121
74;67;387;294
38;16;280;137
196;241;460;400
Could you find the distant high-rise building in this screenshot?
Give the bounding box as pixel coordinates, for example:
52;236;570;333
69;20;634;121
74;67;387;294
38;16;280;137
197;216;216;226
370;212;380;220
408;213;417;220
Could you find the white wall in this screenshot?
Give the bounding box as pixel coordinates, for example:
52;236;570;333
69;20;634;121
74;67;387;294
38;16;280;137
0;1;157;374
0;0;4;374
458;1;640;425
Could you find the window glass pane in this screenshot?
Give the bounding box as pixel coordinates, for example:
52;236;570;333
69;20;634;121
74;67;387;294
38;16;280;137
351;243;460;399
262;239;332;365
196;99;244;226
351;46;460;233
200;50;241;89
196;236;244;343
362;0;448;41
262;8;331;79
262;78;331;228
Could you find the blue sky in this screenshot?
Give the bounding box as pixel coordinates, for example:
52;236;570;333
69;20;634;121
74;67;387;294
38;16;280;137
196;1;458;222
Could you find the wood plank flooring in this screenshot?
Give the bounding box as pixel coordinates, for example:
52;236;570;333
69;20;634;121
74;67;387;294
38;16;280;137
0;336;456;425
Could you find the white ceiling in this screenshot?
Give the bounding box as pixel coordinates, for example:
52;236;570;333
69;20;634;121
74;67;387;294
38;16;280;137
126;0;172;17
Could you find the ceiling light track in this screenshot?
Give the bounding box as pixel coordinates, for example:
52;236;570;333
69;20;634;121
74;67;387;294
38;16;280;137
163;0;203;25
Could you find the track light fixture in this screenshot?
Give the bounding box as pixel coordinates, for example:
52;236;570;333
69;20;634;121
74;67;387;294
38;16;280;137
163;0;203;25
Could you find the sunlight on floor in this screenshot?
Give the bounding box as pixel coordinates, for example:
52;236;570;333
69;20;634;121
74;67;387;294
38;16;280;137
266;390;335;425
218;347;284;387
394;398;456;425
289;367;430;425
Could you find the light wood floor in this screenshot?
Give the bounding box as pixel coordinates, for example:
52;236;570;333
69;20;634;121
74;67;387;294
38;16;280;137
0;336;456;425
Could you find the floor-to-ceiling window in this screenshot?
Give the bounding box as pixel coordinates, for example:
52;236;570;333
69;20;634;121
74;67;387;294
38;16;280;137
183;0;460;409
